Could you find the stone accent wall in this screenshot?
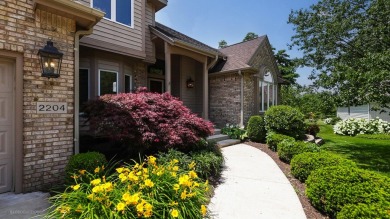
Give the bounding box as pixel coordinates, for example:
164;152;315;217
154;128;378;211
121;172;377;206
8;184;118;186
134;61;148;88
209;73;241;128
1;0;76;192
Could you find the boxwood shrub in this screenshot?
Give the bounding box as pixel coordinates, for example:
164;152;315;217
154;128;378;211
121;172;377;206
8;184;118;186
247;115;266;143
266;132;295;152
264;105;305;139
277;140;320;164
337;203;390;219
291;152;356;182
65;152;107;185
306;165;390;217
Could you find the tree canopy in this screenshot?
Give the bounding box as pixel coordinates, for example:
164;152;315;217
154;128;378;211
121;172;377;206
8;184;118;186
242;32;259;42
288;0;390;110
218;40;228;49
273;49;299;84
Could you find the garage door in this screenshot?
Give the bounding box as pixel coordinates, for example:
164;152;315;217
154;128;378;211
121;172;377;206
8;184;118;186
0;58;14;193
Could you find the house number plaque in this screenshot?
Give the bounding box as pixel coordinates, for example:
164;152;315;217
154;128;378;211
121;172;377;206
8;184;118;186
36;102;67;114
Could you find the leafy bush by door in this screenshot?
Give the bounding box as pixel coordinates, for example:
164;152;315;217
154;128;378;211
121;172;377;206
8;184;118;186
264;105;305;139
83;87;214;152
247;115;266;143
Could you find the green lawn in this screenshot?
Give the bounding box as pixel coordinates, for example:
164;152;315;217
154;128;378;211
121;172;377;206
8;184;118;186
317;124;390;177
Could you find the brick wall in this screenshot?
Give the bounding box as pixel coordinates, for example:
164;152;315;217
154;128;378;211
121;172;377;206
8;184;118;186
209;42;280;128
1;0;76;192
209;73;241;128
243;72;257;125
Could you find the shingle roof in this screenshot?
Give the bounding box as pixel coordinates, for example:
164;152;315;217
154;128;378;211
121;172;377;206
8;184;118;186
151;22;221;56
211;37;266;73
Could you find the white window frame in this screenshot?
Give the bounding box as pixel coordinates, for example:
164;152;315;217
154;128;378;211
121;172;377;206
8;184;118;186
124;74;133;93
98;69;118;96
91;0;134;28
259;71;277;112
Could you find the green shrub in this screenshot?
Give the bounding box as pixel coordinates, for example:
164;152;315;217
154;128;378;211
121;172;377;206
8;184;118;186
264;105;306;139
221;124;247;140
277;140;320;164
266;132;295;151
291;152;356;182
158;147;224;181
65;152;107;185
46;156;211;218
337;203;390;219
306;166;390;217
305;123;320;137
247;115;266;142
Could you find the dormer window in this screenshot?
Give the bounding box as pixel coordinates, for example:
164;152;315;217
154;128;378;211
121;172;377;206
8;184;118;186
92;0;134;27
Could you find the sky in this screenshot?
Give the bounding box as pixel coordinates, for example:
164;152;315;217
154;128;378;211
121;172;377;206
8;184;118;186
156;0;319;86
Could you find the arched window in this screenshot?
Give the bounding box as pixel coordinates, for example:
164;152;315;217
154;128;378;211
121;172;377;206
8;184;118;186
259;71;277;112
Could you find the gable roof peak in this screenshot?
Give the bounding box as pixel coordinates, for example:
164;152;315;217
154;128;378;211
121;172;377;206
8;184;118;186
220;35;267;50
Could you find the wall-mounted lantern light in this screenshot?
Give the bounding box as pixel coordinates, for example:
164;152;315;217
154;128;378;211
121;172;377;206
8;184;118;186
38;40;63;78
186;77;195;88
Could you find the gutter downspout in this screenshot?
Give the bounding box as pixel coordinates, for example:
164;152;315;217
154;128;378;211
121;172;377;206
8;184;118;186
207;54;218;69
238;70;244;128
74;28;94;154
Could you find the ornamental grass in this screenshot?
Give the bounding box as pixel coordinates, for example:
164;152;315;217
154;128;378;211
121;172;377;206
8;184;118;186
45;156;210;219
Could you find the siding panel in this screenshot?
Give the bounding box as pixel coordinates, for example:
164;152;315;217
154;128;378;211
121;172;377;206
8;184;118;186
80;0;146;57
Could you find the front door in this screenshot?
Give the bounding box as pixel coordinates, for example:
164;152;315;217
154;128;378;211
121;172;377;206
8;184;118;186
0;58;14;193
148;79;165;93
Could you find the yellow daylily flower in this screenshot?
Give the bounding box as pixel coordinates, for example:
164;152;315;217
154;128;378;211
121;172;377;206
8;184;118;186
116;202;126;211
90;178;101;186
171;209;179;218
201;205;207;216
71;184;80;191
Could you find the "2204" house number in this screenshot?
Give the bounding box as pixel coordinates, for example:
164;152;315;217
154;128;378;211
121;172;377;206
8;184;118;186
36;102;67;114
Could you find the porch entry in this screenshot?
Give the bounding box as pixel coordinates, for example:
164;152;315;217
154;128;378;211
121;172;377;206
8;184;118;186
0;58;14;193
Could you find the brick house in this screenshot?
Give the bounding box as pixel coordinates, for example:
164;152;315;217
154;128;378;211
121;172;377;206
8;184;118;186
0;0;282;193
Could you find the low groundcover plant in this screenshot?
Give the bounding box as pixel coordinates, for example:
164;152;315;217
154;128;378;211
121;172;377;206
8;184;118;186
46;156;210;219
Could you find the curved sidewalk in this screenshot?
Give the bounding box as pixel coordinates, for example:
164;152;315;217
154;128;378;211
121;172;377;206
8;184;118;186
208;144;306;219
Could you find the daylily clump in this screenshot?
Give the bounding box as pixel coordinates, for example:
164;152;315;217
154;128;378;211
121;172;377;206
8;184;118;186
46;156;210;219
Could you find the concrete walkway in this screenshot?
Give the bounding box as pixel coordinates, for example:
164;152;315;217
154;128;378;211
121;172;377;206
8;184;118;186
0;192;49;219
208;143;306;219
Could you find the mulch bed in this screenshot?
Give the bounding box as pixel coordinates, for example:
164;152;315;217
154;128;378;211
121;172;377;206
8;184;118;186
245;141;329;219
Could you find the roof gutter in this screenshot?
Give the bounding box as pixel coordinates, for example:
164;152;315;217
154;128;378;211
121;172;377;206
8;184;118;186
175;41;218;58
208;67;256;77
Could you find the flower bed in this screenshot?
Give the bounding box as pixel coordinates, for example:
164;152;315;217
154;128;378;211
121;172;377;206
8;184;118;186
46;156;210;218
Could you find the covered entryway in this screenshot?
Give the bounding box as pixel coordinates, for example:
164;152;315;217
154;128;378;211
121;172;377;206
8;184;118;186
0;58;14;193
150;22;220;120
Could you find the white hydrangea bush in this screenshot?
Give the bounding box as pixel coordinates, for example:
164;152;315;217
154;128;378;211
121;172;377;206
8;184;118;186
324;118;333;124
334;117;390;136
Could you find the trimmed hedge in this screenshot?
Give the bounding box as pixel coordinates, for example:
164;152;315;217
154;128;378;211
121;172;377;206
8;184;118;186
306;165;390;217
65;152;107;185
277;140;320;164
291;152;356;182
266;132;295;152
337;203;390;219
247;115;266;142
264;105;305;139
